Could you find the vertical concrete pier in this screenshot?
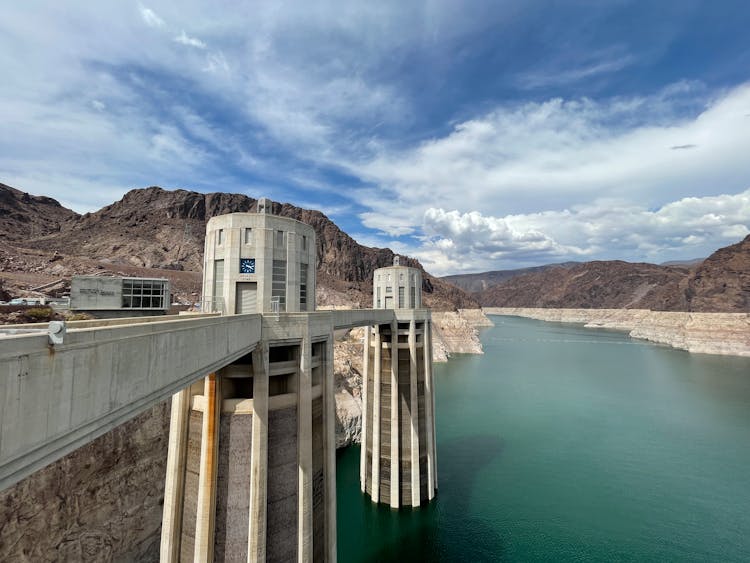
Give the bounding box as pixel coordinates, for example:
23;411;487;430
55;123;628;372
361;258;438;507
161;201;336;561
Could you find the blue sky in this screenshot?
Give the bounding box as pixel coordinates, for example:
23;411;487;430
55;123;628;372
1;1;749;275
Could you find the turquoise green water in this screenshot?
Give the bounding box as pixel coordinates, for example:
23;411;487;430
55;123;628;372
336;315;750;562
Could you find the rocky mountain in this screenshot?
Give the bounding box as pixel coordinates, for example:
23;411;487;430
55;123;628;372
471;236;749;313
476;260;692;311
686;235;750;312
0;182;78;240
443;262;579;293
0;184;477;310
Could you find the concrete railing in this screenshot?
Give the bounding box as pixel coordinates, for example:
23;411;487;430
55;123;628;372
0;313;262;490
0;307;432;491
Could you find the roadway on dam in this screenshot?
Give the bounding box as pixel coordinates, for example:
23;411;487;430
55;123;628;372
0;308;397;490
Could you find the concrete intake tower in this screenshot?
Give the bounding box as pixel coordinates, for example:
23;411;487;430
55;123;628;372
360;257;438;507
160;200;335;562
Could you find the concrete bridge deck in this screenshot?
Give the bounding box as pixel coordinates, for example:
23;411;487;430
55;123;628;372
0;308;402;491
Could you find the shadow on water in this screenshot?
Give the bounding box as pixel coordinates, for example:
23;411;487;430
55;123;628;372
358;434;508;562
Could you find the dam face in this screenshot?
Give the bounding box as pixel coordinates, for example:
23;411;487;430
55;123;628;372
360;259;438;507
160;201;336;561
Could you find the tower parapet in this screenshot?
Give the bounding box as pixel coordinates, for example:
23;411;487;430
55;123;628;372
372;255;422;309
203;206;316;314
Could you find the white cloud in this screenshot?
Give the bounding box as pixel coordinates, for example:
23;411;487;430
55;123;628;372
517;53;635;89
350;83;750;242
139;5;165;28
174;30;206;49
418;189;750;274
203;51;229;74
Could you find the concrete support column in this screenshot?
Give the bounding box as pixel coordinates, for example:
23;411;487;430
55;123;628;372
360;326;370;492
298;326;313;562
324;330;337;562
423;320;437;498
248;343;269;562
160;388;191;562
194;373;221;562
408;320;420;507
390;320;399;509
371;325;382;503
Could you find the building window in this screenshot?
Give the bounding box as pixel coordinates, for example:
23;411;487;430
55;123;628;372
301;235;307;251
244;228;253;245
272;260;286;311
400;273;404;281
299;262;308;311
410;286;416;308
385;286;392;294
213;260;224;311
398;286;405;308
376;286;381;308
122;279;167;309
275;230;284;248
217;229;224;246
387;273;391;282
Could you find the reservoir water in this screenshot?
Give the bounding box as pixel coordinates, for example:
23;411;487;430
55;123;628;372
336;315;750;561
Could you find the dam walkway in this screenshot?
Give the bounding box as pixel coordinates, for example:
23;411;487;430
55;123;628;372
0;309;394;491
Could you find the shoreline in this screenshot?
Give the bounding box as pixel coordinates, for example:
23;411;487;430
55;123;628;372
484;307;750;358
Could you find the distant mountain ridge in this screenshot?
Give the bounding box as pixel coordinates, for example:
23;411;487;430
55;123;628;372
447;237;749;313
0;184;477;310
443;262;580;293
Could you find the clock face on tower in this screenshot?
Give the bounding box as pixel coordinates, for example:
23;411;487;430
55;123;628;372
240;258;256;274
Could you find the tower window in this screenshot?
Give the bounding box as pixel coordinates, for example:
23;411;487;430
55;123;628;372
272;260;287;311
217;229;224;245
244;228;253;244
300;262;308;310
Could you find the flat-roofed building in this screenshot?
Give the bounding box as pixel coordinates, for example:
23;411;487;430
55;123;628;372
70;275;170;318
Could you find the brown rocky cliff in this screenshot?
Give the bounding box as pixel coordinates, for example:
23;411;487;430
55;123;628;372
3;185;477;310
476;260;691;311
0;182;79;241
686;235;750;312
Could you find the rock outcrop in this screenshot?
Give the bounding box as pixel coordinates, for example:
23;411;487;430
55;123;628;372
0;401;170;562
333;328;365;448
0;182;78;242
431;309;492;362
686;234;750;312
485;307;750;357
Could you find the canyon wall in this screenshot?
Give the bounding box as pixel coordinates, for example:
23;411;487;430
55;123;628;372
0;402;170;562
485;307;750;357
